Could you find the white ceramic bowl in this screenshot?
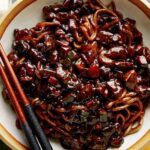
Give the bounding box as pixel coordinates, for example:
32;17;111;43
0;0;150;150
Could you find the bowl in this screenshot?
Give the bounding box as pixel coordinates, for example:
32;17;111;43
0;0;150;149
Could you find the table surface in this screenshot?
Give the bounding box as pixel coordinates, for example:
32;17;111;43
0;0;150;149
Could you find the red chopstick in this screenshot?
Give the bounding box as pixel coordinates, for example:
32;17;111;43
0;43;53;150
0;63;41;150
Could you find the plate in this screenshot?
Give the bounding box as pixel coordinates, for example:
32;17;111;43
0;0;150;150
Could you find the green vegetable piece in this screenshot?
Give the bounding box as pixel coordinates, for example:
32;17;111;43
100;113;108;122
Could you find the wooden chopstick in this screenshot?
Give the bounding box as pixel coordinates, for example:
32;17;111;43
0;63;41;150
0;43;53;150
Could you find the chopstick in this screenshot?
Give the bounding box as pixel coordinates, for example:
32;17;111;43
0;43;53;150
0;63;41;150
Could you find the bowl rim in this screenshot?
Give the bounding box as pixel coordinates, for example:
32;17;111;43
0;0;150;149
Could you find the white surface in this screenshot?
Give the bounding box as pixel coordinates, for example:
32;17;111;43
0;0;12;17
0;0;150;150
